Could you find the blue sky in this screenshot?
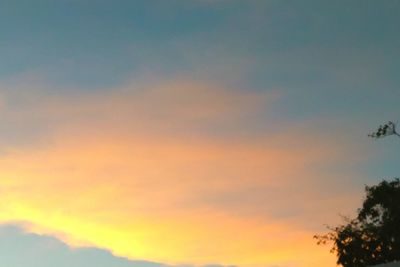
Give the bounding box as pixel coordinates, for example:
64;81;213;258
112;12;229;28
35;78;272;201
1;1;399;122
0;1;399;267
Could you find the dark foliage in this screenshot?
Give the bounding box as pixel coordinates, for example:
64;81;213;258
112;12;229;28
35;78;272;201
368;121;400;139
315;179;400;267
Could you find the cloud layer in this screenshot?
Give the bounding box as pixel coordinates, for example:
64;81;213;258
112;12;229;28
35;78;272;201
0;224;238;267
0;78;367;267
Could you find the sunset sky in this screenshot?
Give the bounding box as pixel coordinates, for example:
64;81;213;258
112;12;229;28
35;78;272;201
0;1;400;267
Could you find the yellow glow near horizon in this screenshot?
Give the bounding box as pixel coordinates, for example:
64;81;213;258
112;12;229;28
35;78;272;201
0;81;355;267
0;133;341;267
1;197;336;267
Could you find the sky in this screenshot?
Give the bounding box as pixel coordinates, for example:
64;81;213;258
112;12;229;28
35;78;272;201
0;1;399;267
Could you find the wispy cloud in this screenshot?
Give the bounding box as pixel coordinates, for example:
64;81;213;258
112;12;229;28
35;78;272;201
0;78;367;267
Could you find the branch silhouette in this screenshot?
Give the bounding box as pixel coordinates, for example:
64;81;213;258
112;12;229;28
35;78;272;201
368;121;400;139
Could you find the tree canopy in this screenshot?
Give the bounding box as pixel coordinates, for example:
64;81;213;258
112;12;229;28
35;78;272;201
315;179;400;267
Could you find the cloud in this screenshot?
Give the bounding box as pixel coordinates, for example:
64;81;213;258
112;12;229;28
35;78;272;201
0;78;367;267
0;224;234;267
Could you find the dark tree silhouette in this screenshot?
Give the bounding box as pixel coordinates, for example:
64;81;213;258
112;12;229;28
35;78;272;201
368;121;400;139
315;179;400;267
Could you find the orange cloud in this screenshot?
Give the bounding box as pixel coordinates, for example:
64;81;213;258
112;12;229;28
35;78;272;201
0;79;363;266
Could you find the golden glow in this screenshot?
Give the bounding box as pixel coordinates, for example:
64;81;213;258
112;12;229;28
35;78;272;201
0;81;354;267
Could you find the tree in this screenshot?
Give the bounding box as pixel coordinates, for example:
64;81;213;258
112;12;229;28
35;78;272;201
368;121;400;139
315;179;400;267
